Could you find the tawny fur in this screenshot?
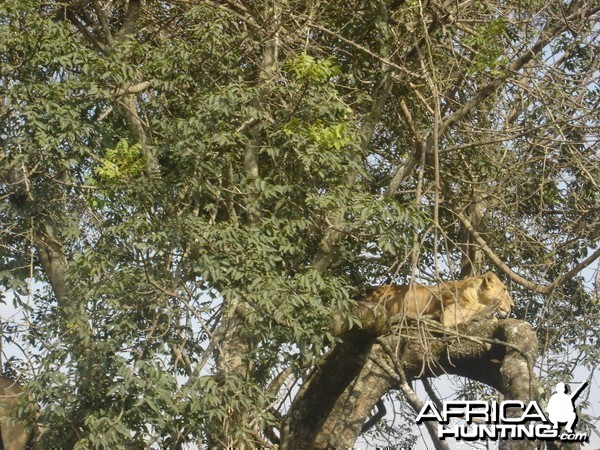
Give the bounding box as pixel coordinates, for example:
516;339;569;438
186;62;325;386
364;272;514;327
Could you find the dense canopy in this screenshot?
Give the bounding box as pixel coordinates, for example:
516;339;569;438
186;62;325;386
0;0;598;448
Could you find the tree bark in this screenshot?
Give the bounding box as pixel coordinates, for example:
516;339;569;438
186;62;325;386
459;191;485;278
282;316;545;449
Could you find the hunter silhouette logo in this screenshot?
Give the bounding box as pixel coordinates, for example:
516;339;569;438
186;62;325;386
416;380;589;443
546;381;587;434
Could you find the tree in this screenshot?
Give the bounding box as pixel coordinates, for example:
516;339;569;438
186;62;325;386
0;0;598;448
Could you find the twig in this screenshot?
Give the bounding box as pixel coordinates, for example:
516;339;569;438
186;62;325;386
454;209;600;295
377;340;451;450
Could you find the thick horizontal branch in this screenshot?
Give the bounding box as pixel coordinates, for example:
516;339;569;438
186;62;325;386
283;317;540;449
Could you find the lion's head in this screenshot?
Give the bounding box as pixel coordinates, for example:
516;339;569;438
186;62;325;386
436;271;514;326
476;271;514;318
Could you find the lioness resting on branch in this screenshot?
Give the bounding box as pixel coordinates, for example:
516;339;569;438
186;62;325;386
364;272;514;327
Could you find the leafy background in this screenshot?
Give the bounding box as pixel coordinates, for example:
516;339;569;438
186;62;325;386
0;0;598;448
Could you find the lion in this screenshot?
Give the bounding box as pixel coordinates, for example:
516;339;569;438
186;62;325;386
364;272;514;327
0;375;35;450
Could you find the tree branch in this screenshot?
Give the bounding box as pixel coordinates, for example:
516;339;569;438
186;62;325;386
384;0;596;200
359;398;386;434
439;3;589;135
312;74;394;273
454;209;600;295
91;0;113;46
306;22;422;79
66;10;108;53
115;0;142;41
283;318;540;449
378;340;451;450
113;81;152;97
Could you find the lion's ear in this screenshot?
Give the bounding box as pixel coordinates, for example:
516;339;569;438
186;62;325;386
482;272;495;287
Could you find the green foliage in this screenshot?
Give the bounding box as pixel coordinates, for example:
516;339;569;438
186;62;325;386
464;19;508;75
94;140;145;181
286;52;341;82
0;0;598;448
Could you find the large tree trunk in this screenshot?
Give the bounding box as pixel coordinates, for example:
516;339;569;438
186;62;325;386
281;317;546;450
